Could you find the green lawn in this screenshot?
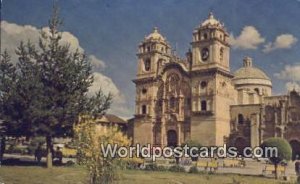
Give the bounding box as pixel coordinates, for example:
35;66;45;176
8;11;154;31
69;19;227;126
0;166;287;184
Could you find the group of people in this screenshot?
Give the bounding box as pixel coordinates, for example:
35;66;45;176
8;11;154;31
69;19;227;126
34;144;63;165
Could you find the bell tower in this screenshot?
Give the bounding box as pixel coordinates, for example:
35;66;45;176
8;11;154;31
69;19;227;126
191;12;230;72
133;27;172;146
136;27;172;79
190;12;236;146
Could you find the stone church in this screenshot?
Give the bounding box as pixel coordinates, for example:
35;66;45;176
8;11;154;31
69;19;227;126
132;13;300;159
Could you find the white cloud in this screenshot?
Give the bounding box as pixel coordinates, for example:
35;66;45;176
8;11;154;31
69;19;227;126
275;64;300;93
274;64;300;81
1;21;105;70
1;21;40;63
89;55;106;71
88;72;124;103
286;82;300;92
263;34;298;53
1;21;129;117
229;26;265;49
88;72;131;118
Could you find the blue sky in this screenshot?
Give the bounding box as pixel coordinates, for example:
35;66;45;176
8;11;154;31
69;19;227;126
1;0;300;118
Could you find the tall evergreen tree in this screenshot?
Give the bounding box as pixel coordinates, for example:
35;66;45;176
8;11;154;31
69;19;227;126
0;5;112;168
0;50;16;162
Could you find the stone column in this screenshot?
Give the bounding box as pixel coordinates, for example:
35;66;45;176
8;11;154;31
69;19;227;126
250;114;259;148
161;121;166;147
259;106;265;145
274;112;278;125
281;127;285;138
177;123;181;146
178;95;184;119
150;122;154;145
281;102;286;125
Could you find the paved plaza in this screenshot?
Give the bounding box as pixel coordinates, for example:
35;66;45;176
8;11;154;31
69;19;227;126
4;154;298;180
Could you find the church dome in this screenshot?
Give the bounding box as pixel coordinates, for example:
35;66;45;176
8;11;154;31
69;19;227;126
201;12;223;27
234;67;270;80
233;57;272;87
145;27;165;41
234;57;270;80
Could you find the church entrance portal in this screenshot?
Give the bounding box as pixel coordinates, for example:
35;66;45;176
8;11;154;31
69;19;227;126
167;130;177;147
234;137;247;156
290;140;300;160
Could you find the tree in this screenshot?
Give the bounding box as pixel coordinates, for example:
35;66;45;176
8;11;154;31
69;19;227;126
74;116;131;184
261;138;292;179
0;5;112;168
0;51;17;163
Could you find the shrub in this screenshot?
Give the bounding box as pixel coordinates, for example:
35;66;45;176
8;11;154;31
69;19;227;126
144;163;168;171
126;163;137;170
145;163;158;171
65;160;76;167
74;118;131;184
207;171;215;175
199;170;208;175
157;165;168;172
124;157;144;170
169;165;186;172
261;138;292;179
189;166;199;173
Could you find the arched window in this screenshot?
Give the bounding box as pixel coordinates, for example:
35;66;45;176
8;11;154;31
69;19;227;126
201;100;207;111
203;33;208;40
144;59;151;71
238;114;244;124
254;88;260;95
142;105;147;114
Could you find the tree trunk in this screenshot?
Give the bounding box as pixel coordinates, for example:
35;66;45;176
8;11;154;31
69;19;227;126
0;137;5;165
46;136;53;168
275;163;278;179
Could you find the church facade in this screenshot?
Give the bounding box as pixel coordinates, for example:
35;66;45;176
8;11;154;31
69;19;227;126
132;13;300;159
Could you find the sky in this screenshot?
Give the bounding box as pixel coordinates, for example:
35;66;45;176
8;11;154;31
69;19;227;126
1;0;300;118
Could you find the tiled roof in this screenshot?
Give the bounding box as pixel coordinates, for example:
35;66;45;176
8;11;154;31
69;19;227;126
98;114;127;124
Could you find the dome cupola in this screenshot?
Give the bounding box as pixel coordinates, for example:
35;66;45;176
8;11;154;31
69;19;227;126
200;12;224;28
233;56;272;96
145;27;166;42
234;57;271;81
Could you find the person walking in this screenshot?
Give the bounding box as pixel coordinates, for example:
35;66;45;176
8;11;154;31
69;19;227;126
35;144;43;164
56;147;63;165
